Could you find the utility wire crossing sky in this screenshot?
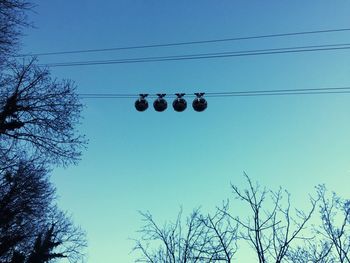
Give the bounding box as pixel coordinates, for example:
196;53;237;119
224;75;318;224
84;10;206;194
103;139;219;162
79;86;350;99
19;27;350;57
41;43;350;67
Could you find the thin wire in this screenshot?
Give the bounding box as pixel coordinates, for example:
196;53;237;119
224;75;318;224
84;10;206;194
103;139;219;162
44;43;350;65
42;44;350;67
17;28;350;57
78;86;350;99
205;86;350;96
207;91;350;97
79;91;350;99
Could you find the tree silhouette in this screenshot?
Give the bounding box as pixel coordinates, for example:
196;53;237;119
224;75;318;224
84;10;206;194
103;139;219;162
0;161;52;259
1;1;87;262
316;185;350;262
134;207;238;263
199;204;238;262
225;174;317;263
0;59;86;167
289;185;350;263
0;161;86;262
0;0;32;64
25;225;66;263
135;175;348;263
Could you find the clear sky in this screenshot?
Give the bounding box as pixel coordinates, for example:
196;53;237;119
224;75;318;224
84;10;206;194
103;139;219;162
22;1;350;262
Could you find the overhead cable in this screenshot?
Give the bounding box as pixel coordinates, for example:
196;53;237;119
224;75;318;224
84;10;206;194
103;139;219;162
41;43;350;67
17;28;350;57
79;86;350;99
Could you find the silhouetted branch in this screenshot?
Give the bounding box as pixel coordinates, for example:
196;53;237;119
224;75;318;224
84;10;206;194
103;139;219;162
0;59;86;166
0;0;33;64
134;207;238;263
227;173;317;263
313;185;350;263
0;160;86;262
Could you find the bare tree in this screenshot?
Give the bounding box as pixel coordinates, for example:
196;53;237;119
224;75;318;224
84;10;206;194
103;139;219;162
0;1;87;262
0;59;86;166
134;176;350;263
0;160;53;260
199;203;238;262
0;160;86;263
134;208;238;263
287;185;350;263
223;173;317;263
134;209;208;263
287;240;333;263
23;210;86;263
0;0;32;64
310;185;350;263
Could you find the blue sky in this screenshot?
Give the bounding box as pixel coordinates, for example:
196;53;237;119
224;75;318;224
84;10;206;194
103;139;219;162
23;1;350;262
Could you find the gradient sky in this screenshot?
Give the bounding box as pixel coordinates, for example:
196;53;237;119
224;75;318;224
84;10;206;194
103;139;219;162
22;1;350;262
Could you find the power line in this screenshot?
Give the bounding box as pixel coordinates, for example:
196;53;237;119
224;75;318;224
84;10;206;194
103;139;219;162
17;28;350;57
79;86;350;99
80;91;350;99
41;43;350;67
206;91;350;97
205;86;350;96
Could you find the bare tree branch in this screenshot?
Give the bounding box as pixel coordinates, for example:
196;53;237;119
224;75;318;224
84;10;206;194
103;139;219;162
0;59;87;167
